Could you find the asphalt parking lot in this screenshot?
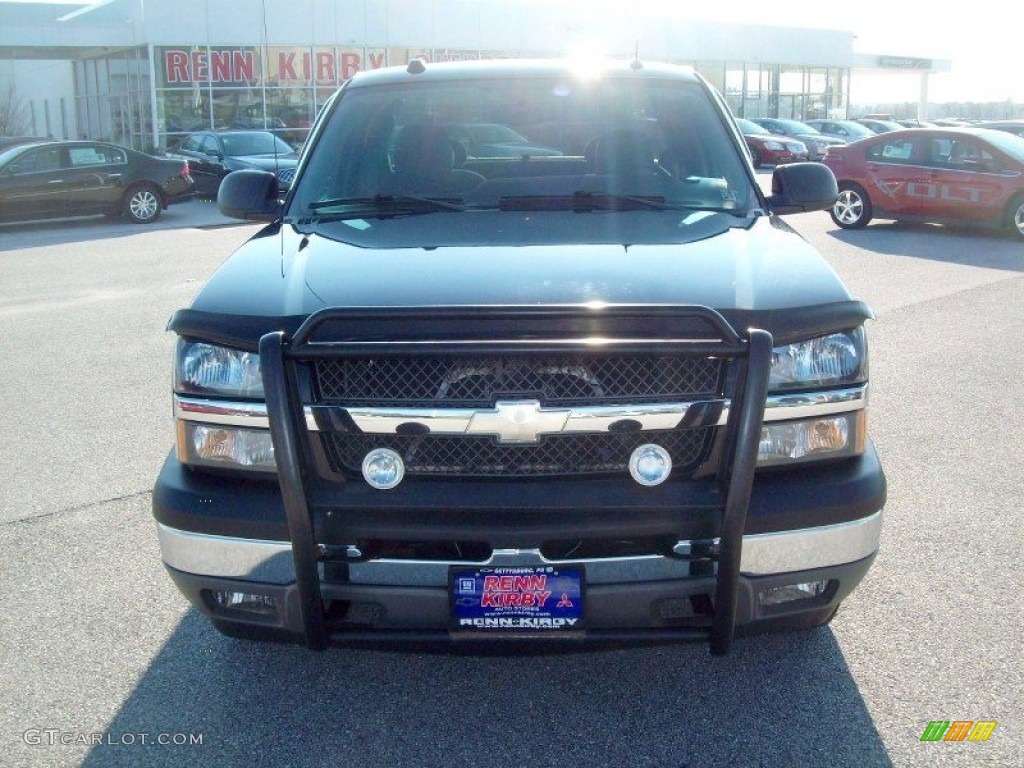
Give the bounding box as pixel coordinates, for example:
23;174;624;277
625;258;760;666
1;195;1021;767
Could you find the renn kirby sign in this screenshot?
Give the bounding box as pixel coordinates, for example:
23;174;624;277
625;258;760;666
159;47;388;86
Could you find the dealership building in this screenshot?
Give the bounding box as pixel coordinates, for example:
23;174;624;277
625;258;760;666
0;0;949;152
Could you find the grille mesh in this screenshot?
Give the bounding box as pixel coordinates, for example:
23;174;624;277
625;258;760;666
276;167;296;187
322;428;711;478
314;355;721;406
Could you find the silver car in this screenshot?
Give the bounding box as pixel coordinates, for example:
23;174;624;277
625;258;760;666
749;118;846;161
805;120;875;143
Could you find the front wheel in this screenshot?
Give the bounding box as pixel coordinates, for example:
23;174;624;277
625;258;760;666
830;183;872;229
1006;194;1024;240
123;184;162;224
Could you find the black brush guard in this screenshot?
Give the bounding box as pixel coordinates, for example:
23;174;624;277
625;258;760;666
258;305;772;655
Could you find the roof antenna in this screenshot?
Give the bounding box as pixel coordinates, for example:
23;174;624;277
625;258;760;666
630;41;642;70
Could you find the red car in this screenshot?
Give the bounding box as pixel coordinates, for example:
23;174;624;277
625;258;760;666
735;118;808;168
823;128;1024;240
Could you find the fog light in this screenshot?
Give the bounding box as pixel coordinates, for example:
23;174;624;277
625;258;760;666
362;448;405;489
211;590;278;616
758;580;830;606
629;444;672;486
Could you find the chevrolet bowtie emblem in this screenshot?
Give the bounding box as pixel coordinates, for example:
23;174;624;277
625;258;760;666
466;400;570;444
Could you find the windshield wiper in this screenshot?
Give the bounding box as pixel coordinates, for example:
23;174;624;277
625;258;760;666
497;192;681;212
305;195;465;217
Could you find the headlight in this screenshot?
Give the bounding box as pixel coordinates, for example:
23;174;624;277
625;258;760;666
175;338;263;398
763;141;784;150
769;329;866;390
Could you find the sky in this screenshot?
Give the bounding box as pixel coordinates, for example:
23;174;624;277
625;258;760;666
6;0;1022;105
618;2;1021;105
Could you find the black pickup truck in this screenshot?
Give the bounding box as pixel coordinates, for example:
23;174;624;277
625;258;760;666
153;59;885;654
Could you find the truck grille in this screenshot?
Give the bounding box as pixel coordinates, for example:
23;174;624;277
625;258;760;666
322;428;712;478
314;355;722;406
276;167;296;188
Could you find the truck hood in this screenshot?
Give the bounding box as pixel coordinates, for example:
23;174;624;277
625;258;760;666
181;211;867;346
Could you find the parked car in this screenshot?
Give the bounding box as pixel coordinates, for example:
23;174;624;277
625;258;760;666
276;106;314;147
805;120;875;143
896;119;935;129
734;118;808;167
167;130;298;197
749;118;845;160
154;58;886;656
855;118;905;134
823;128;1024;239
0;140;193;224
443;122;562;159
976;120;1024;138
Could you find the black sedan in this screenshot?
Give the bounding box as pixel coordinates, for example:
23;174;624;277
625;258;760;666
0;140;193;225
443;123;562;159
167;131;298;197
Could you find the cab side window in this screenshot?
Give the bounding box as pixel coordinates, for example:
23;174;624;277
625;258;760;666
947;139;995;172
926;138;996;172
6;146;65;174
68;145;126;167
867;139;914;164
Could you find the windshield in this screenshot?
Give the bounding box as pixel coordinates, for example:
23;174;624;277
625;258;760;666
220;132;294;157
290;76;756;218
839;122;874;138
735;118;767;135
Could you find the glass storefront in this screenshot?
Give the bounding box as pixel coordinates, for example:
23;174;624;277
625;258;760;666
723;62;847;121
74;47;153;151
151;45;392;149
71;45;851;152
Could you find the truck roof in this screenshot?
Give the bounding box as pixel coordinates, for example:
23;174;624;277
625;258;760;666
346;58;702;89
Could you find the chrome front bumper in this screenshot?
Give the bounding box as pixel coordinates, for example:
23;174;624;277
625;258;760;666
157;509;883;586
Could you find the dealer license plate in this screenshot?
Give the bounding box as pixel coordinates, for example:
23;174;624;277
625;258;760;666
450;565;584;632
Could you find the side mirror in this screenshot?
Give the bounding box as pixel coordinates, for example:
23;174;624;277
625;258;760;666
217;169;281;221
766;162;838;215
